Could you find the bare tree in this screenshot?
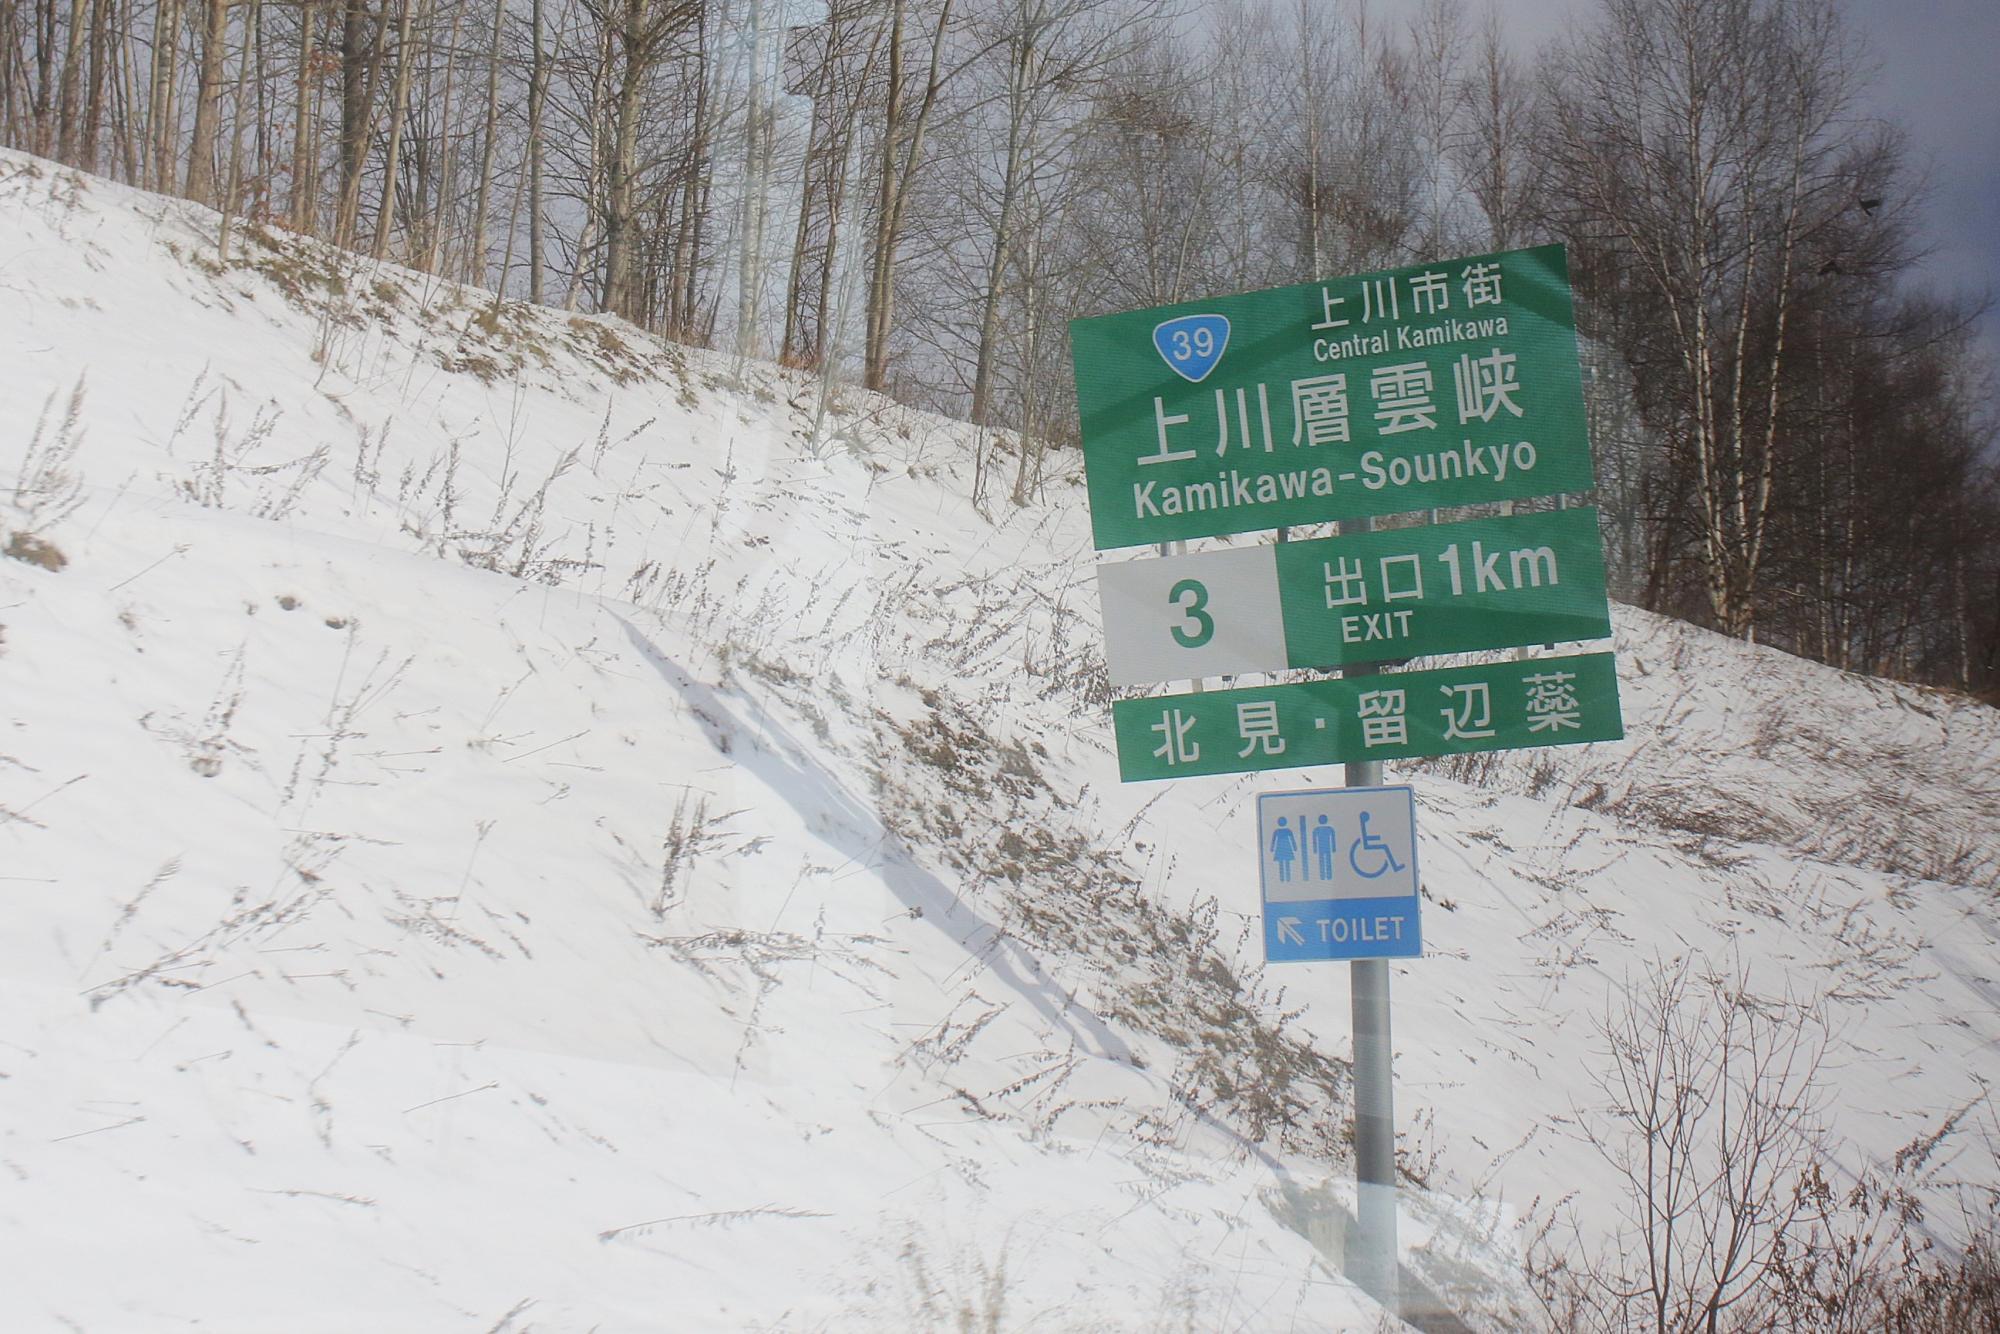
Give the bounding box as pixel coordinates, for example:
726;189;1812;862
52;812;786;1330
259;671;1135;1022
862;0;953;391
462;0;505;281
964;0;1130;428
184;0;238;202
333;0;385;244
147;0;186;189
1065;20;1231;309
289;0;319;228
1545;0;1880;641
53;0;86;160
1267;0;1418;282
1447;3;1535;251
1397;0;1466;256
368;0;418;258
732;0;784;361
526;0;551;300
593;0;698;319
779;0;882;369
1530;955;1831;1333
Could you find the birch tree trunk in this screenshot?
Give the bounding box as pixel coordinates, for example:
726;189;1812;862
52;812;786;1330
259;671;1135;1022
333;0;381;247
219;0;255;256
290;0;314;228
80;0;107;169
863;0;950;391
146;0;182;190
526;0;546;301
419;7;462;272
184;0;234;203
369;0;417;259
465;0;504;285
53;0;85;160
600;0;644;319
968;21;1035;429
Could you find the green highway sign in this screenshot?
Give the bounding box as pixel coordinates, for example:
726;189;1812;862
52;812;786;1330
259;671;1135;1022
1111;651;1622;781
1070;244;1594;549
1098;507;1610;686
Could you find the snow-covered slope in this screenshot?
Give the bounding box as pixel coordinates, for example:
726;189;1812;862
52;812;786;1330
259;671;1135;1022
3;151;1997;1331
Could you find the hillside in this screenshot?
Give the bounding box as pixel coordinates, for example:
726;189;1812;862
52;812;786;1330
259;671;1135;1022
3;150;1998;1331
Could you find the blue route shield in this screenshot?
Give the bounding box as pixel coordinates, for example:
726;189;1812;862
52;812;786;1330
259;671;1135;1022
1152;314;1230;383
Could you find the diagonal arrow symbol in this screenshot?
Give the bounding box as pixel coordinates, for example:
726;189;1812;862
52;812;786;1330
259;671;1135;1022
1277;916;1305;946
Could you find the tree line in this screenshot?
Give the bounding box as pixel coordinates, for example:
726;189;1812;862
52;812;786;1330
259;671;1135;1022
4;0;1995;692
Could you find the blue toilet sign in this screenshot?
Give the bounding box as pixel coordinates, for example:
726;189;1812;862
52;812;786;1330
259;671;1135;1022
1257;785;1421;962
1152;314;1230;382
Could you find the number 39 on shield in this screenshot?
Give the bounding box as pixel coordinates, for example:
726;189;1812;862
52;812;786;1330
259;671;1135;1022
1152;314;1230;383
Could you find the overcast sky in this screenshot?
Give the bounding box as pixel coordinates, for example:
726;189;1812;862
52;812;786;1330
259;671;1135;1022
1841;0;2000;365
1369;0;2000;372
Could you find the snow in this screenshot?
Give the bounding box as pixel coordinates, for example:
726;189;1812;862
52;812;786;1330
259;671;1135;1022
2;148;1997;1331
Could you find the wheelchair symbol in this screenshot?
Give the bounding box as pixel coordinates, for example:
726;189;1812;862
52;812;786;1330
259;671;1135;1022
1349;811;1407;880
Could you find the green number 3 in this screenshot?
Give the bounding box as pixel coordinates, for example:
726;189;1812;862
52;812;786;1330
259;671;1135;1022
1168;578;1214;648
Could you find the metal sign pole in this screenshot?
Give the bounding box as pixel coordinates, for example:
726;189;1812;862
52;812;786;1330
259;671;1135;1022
1347;896;1398;1314
1343;518;1398;1318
